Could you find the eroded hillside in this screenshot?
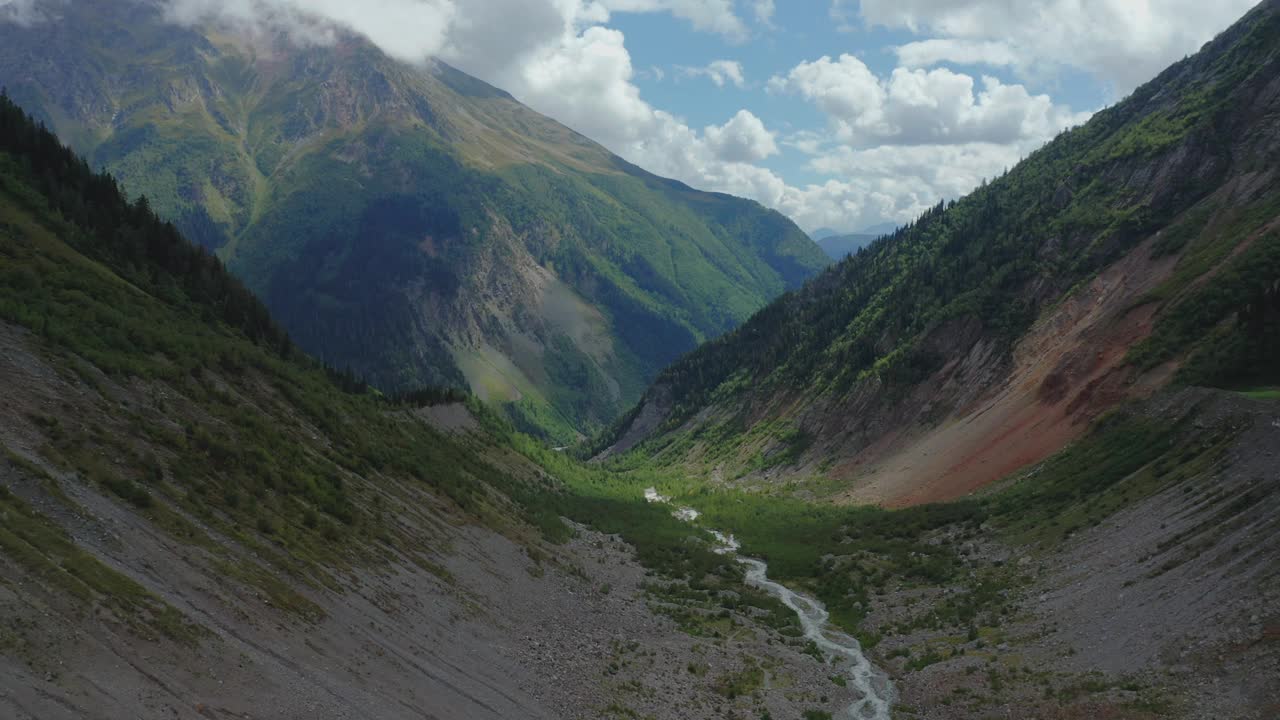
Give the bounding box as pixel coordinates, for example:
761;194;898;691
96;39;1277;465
597;0;1280;505
0;95;867;720
0;86;1276;720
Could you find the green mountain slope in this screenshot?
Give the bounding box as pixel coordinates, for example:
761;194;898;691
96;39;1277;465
0;89;595;649
597;0;1280;501
0;93;768;719
0;0;827;441
0;89;571;560
2;92;1276;720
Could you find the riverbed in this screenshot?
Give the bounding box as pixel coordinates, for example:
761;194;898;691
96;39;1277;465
644;488;895;719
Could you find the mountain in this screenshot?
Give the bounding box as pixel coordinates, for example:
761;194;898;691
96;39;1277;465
0;91;563;715
0;0;828;442
3;82;1278;720
858;221;900;237
814;223;901;259
0;93;881;720
816;232;876;260
595;0;1280;505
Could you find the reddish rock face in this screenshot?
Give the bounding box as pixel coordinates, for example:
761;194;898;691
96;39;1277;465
604;0;1280;506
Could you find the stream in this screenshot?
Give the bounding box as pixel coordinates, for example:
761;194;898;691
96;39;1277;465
645;488;895;720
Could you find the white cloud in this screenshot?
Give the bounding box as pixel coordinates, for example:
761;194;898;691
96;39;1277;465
163;0;456;62
17;0;1249;234
811;142;1023;199
641;65;666;81
769;54;1089;147
435;0;584;80
756;49;1095;230
767;54;884;129
498;22;661;150
742;136;1030;232
828;0;858;32
752;0;774;26
894;39;1018;69
599;0;747;40
783;0;1255;230
703;109;777;162
680;59;746;87
856;0;1259;95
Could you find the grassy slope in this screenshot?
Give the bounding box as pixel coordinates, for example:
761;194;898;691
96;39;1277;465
4;168;1261;715
596;0;1280;465
547;383;1274;716
0;120;579;631
1;97;1272;719
0;0;828;441
0;93;753;648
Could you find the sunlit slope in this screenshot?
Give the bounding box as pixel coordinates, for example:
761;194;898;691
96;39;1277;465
0;0;828;440
598;0;1280;502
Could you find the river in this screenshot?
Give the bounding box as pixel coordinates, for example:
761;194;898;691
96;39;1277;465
645;488;895;720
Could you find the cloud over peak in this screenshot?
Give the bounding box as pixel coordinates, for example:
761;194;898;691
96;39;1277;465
2;0;1259;233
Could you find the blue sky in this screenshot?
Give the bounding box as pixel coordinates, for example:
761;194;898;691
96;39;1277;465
615;9;1107;195
463;0;1257;235
129;0;1262;234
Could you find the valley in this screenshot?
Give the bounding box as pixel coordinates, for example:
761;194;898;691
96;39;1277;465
597;0;1280;509
0;1;1278;719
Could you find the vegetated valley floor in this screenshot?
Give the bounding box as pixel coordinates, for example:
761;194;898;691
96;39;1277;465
1;311;1278;719
0;320;868;720
631;386;1280;720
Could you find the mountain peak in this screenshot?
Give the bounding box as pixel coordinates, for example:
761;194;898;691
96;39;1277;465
0;1;828;441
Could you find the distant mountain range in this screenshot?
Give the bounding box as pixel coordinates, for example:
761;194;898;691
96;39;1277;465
0;0;827;441
811;223;901;259
815;233;875;260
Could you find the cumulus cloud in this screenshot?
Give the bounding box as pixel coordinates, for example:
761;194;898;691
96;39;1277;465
498;22;659;150
10;0;1250;234
894;39;1018;69
855;0;1259;94
755;49;1094;229
703;109;777;162
680;59;746;88
769;54;1090;147
811;142;1023;199
598;0;747;40
776;0;1255;230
